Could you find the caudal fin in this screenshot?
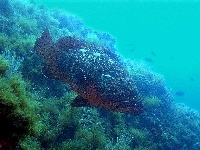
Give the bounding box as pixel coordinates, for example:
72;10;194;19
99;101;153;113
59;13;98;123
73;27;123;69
34;29;58;59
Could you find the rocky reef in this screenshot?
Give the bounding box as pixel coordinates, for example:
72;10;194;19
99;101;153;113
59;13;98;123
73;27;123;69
0;52;41;149
0;0;200;149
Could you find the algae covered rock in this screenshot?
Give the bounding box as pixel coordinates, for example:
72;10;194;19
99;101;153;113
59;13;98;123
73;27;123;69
0;0;13;17
0;55;40;149
0;55;9;76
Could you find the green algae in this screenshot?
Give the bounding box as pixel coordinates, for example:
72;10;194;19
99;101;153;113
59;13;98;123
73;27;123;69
0;56;9;76
0;55;41;149
143;96;161;109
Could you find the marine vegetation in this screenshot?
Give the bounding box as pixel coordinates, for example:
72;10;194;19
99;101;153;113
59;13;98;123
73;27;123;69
0;0;200;150
143;96;161;109
0;53;41;149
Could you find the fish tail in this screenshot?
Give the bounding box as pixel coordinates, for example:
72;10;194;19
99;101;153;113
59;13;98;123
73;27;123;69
34;29;58;60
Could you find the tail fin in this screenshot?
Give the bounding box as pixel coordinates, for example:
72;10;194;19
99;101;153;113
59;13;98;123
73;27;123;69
34;30;62;79
34;29;58;59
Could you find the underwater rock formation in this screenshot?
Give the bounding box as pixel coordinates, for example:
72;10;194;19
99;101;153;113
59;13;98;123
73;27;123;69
0;0;13;17
0;55;39;149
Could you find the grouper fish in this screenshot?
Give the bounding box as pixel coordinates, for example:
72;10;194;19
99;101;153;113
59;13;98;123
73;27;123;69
34;30;142;113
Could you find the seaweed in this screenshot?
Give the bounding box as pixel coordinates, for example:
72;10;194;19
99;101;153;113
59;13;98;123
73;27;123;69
0;55;41;149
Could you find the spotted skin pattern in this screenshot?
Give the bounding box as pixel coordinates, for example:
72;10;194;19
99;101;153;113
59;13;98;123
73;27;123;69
34;30;142;114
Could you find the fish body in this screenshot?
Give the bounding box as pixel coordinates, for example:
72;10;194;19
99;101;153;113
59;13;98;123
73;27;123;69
34;30;142;113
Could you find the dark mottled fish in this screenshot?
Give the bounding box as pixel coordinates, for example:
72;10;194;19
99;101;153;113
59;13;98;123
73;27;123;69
34;30;142;114
144;58;153;62
175;91;185;96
